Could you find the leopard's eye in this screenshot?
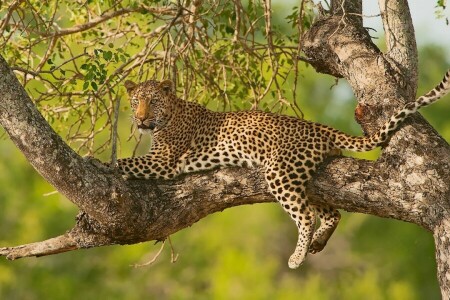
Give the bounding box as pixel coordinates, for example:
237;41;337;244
130;98;138;108
150;98;158;105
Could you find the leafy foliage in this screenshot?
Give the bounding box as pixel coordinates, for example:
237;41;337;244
0;0;316;155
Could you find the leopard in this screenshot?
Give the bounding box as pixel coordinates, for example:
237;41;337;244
117;69;450;269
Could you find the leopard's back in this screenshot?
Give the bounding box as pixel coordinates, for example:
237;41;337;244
180;109;334;174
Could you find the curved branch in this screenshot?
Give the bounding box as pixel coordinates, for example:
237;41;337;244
25;6;177;38
0;55;129;224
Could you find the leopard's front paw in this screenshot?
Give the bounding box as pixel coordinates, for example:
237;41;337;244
83;156;110;171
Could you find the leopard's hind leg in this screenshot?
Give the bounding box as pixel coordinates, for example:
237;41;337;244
306;147;342;253
265;164;316;269
310;205;341;253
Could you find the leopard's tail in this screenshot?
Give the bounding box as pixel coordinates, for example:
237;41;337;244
331;69;450;152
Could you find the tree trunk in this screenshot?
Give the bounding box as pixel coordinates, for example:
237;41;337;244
0;0;449;296
435;218;450;299
303;0;450;295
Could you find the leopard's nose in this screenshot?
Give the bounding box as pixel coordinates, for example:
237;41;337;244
135;101;149;121
135;115;146;124
136;111;147;123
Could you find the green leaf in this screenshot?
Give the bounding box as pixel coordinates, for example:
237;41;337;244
103;51;112;61
85;72;94;80
91;81;98;91
225;26;234;34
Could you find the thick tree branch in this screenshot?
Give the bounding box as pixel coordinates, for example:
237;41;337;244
331;0;363;27
434;218;450;300
0;56;126;225
378;0;418;96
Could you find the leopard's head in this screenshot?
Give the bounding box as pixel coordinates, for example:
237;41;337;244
124;79;176;134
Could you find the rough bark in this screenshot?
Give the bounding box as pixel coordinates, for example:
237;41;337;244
378;0;418;96
434;217;450;300
0;0;449;296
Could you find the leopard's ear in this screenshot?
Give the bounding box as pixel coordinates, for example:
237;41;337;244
124;80;137;93
159;80;174;95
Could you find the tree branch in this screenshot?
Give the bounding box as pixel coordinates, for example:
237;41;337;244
331;0;363;27
0;55;124;225
378;0;418;97
25;6;177;38
434;218;450;299
0;234;78;260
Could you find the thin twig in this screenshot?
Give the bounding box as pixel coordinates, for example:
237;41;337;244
168;236;179;263
132;241;166;268
110;94;120;166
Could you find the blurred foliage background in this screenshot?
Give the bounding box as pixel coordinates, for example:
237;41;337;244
0;0;449;299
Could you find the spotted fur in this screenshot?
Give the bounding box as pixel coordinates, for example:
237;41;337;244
118;70;450;269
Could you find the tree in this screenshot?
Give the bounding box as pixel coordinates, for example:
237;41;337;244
0;0;449;297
